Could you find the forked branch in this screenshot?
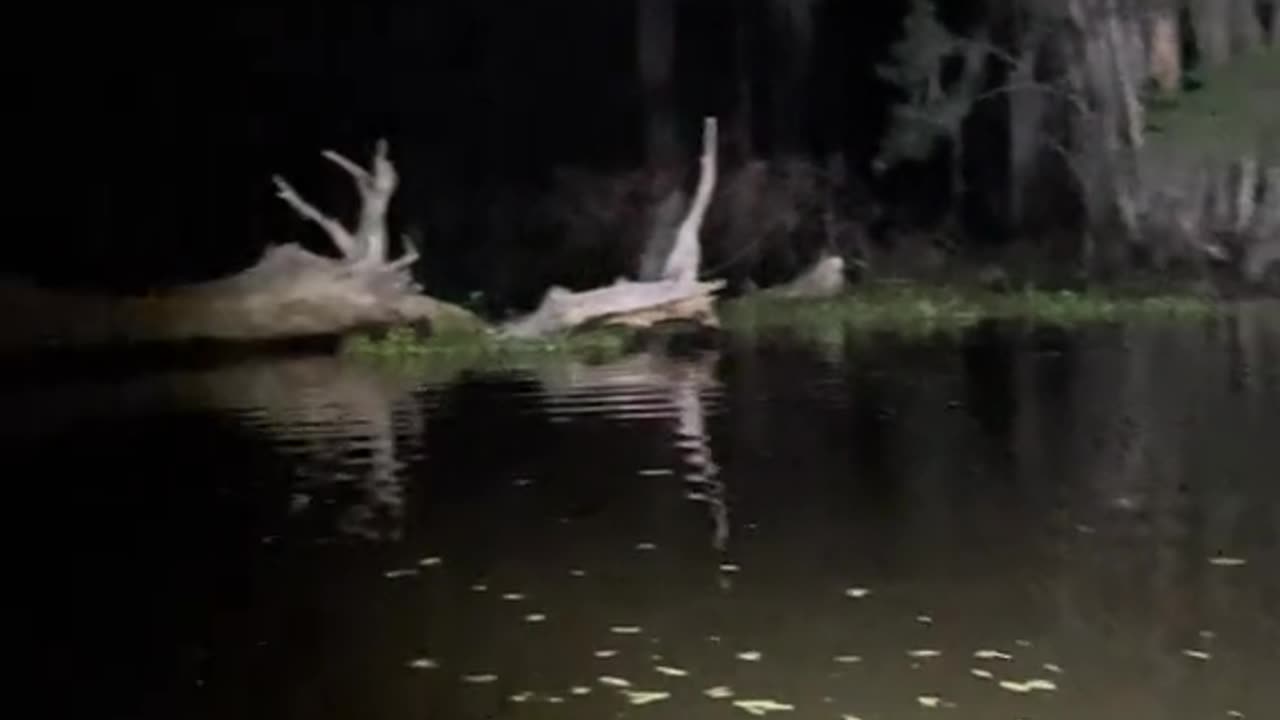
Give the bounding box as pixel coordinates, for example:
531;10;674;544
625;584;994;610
272;175;359;258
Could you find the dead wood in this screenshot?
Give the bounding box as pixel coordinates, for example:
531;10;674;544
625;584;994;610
502;117;725;338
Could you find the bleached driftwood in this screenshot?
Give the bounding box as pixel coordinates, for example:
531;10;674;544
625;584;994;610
3;141;480;349
758;253;847;299
502;117;724;338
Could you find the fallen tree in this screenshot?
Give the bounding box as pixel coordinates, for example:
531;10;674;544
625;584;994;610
1;141;482;351
5;122;730;354
154;139;483;340
501;117;727;338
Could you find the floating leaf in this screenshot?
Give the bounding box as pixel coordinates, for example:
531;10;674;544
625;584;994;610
524;613;547;623
733;698;795;715
1209;556;1247;567
916;615;934;624
834;655;863;664
1183;649;1212;661
917;695;942;708
383;569;418;579
598;676;631;688
973;649;1014;661
1043;663;1064;674
998;678;1057;693
705;685;735;699
970;668;994;680
502;592;526;601
570;686;592;696
407;657;438;670
509;691;533;703
655;665;689;677
462;674;498;684
611;626;643;635
736;650;763;662
623;690;671;705
417;556;442;567
594;649;619;658
908;649;942;659
720;563;742;573
844;587;872;599
636;542;658;551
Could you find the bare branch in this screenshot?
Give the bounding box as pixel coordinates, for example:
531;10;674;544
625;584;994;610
663;116;718;283
322;149;374;186
272;175;358;257
387;234;420;272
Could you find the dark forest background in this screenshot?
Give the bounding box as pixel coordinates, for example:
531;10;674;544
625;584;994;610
5;2;978;298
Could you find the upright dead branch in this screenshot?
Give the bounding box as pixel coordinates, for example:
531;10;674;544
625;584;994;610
501;116;724;338
663;117;719;283
273;139;398;265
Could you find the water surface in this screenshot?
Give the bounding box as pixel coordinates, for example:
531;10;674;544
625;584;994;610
14;304;1280;719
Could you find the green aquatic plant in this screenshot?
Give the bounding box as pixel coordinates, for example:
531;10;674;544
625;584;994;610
720;282;1217;343
339;322;637;372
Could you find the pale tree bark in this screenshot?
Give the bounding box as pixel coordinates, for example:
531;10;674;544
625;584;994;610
1149;2;1182;94
1245;163;1280;283
663;117;719;284
756;253;846;299
501;118;725;338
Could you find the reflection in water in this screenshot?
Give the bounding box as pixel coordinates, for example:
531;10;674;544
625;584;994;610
11;303;1280;720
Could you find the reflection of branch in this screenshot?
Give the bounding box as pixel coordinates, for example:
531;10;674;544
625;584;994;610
672;370;729;551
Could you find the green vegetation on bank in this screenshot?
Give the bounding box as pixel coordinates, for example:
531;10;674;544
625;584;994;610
342;281;1219;368
720;282;1216;343
340;323;638;370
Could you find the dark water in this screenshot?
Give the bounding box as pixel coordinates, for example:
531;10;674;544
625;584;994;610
13;305;1280;720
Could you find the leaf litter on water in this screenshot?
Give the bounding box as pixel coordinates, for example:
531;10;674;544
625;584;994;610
733;699;795;715
704;685;734;699
622;690;671;705
998;678;1058;693
973;649;1014;660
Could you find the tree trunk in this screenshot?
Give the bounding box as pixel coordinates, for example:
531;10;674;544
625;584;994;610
1271;2;1280;46
636;0;680;168
1229;0;1263;54
1008;23;1048;229
1190;0;1233;67
1149;3;1182;94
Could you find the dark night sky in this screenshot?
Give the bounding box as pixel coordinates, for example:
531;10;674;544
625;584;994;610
4;2;919;293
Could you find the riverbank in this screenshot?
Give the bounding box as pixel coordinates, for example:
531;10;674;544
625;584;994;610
339;279;1222;367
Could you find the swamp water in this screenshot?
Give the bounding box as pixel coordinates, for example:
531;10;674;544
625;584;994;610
11;304;1280;719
